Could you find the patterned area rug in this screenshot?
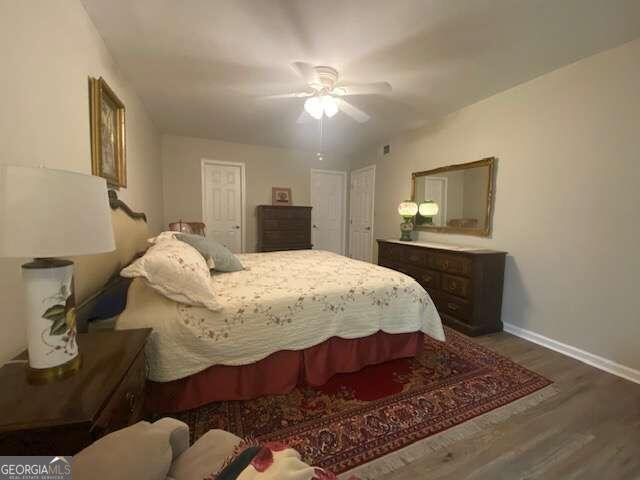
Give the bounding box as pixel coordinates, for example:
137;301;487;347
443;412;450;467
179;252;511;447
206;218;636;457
175;327;553;477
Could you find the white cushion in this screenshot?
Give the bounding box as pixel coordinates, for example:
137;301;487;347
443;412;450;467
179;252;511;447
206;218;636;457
121;238;221;311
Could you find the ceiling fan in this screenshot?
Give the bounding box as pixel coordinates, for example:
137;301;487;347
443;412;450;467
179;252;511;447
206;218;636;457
264;62;392;123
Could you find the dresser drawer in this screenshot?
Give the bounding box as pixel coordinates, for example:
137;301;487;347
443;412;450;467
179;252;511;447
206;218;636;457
94;352;146;435
404;247;428;267
261;207;310;220
416;268;441;290
430;254;472;277
264;230;308;243
381;260;412;276
435;292;473;322
378;242;393;261
262;218;308;230
441;273;471;299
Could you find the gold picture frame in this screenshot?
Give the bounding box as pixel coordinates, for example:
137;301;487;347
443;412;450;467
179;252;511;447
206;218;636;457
89;77;126;188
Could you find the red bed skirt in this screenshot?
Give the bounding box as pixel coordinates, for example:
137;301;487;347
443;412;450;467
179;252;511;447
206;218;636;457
146;331;424;413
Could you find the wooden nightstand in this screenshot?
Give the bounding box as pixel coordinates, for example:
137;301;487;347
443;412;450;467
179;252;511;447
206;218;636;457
0;328;151;455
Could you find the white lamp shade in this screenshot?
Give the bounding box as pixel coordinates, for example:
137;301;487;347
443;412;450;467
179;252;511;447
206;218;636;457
398;201;418;217
304;97;324;119
419;201;439;217
0;165;115;258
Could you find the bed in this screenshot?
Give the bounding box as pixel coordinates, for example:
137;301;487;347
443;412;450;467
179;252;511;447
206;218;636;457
76;193;445;413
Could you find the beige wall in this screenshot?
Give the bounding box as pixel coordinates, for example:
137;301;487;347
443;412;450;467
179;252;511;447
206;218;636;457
161;135;351;252
352;38;640;371
0;0;164;362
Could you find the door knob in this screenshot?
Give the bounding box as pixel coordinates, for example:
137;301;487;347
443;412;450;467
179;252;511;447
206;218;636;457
233;225;240;229
313;224;319;229
365;226;371;231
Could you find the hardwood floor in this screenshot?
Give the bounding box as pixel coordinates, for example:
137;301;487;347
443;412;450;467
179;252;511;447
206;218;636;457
379;331;640;480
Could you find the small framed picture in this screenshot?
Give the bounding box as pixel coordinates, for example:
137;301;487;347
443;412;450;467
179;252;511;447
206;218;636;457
89;77;127;188
272;187;292;206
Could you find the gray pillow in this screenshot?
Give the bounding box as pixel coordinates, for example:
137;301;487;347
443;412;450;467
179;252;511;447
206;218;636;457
176;234;244;272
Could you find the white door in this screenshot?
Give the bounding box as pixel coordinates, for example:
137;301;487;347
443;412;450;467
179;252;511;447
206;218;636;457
349;165;375;262
201;161;244;253
424;177;447;227
310;169;346;255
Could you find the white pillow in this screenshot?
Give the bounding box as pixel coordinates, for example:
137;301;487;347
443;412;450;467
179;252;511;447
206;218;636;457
121;239;221;311
148;230;178;245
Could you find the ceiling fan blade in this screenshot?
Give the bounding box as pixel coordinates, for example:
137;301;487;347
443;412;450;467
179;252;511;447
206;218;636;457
261;91;312;99
291;62;320;85
333;82;392;96
296;110;314;124
335;98;370;123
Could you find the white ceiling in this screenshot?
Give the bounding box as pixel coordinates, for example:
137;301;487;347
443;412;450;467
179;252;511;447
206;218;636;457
81;0;640;156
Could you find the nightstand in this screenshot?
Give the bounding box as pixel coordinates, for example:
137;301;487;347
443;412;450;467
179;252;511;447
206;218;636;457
0;328;151;455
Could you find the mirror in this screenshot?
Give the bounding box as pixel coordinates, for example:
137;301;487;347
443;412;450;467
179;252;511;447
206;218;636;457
411;157;496;237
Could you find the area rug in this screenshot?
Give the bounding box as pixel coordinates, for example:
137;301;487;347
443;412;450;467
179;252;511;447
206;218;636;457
175;327;553;478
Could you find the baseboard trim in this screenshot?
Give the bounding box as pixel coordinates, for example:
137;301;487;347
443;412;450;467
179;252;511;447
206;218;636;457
503;322;640;385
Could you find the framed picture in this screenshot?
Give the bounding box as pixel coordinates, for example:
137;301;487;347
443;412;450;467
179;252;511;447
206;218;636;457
272;187;292;205
89;77;126;188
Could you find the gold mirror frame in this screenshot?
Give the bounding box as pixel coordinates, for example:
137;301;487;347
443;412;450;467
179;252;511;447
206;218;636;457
411;157;496;237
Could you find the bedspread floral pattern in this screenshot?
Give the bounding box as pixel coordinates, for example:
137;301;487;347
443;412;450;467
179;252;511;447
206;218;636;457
118;250;444;381
180;250;433;341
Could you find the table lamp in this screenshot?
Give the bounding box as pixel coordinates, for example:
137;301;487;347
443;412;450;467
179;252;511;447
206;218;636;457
0;166;115;383
397;200;418;241
418;201;439;225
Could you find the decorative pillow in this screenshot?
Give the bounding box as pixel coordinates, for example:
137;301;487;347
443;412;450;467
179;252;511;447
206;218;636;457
176;234;244;272
121;238;221;311
204;441;342;480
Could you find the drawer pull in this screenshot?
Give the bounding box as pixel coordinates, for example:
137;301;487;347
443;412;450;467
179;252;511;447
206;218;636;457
423;274;432;283
442;261;450;269
447;302;459;311
449;281;457;289
125;391;136;413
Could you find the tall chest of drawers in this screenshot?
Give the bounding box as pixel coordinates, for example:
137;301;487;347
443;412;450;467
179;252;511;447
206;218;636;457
377;239;506;336
257;205;313;252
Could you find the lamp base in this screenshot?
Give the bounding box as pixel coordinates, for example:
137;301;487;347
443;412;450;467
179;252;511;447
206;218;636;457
22;258;80;383
399;218;414;241
27;353;82;385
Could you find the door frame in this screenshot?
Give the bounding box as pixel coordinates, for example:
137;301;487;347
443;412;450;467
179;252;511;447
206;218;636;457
310;168;347;255
349;164;376;262
424;176;448;227
201;159;247;252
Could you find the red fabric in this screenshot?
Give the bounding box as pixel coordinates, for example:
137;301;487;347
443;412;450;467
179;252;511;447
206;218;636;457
146;331;423;413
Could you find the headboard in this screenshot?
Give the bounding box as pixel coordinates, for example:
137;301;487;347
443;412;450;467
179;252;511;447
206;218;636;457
74;190;150;332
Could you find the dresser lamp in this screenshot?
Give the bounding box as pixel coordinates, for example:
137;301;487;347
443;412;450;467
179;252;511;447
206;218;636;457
0;166;115;383
397;200;418;241
418;201;439;225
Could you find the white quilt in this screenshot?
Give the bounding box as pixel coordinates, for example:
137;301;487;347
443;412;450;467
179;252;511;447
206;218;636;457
116;250;445;382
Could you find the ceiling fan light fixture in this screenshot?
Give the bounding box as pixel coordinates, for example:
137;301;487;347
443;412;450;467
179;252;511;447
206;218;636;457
322;95;338;118
304;97;324;119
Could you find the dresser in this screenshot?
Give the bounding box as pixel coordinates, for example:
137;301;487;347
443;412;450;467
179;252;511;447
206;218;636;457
377;239;506;336
257;205;312;252
0;329;151;454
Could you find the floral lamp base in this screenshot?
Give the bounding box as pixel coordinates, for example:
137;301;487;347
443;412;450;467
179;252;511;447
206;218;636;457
399;218;414;241
22;258;81;384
